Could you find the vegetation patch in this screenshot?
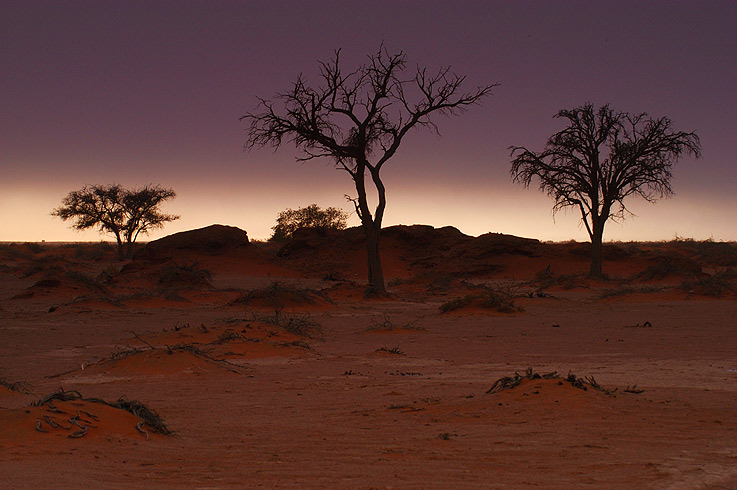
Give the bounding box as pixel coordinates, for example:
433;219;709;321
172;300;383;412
636;254;702;280
532;265;583;290
598;284;665;299
376;346;405;355
270;204;348;241
0;378;29;394
255;311;323;340
32;388;171;439
440;283;524;314
158;262;212;288
681;268;737;297
364;315;425;332
234;281;330;309
486;367;622;396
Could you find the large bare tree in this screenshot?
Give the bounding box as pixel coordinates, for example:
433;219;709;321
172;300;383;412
243;46;494;293
52;184;179;260
510;103;701;277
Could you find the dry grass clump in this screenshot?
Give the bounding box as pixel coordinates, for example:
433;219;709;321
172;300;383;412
250;306;324;339
440;283;524;314
532;265;583;290
672;237;737;267
1;377;29;394
67;241;116;261
238;282;326;339
376;346;405;355
598;284;665;299
636;255;702;280
234;281;330;308
387;273;457;294
681;268;737;297
364;314;425;332
158;262;212;288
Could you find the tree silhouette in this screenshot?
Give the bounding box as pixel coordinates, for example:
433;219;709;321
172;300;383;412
271;204;348;241
243;46;495;293
510;103;701;277
52;184;179;260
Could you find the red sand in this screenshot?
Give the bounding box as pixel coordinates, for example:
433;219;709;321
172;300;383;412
1;229;736;488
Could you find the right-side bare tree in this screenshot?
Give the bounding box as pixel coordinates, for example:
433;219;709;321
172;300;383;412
510;103;701;277
52;184;179;260
242;46;495;293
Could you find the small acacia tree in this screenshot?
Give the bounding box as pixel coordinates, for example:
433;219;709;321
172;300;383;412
510;103;701;277
243;46;494;293
52;184;179;260
271;204;348;241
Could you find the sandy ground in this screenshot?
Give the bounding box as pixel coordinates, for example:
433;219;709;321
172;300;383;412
1;227;736;489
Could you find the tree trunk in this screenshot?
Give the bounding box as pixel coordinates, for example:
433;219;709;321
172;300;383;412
115;236;125;261
364;223;385;294
589;219;605;278
124;238;134;259
353;162;387;295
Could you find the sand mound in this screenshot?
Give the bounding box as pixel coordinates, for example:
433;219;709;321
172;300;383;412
231;282;332;310
0;379;29;397
62;322;314;382
274;225;542;279
0;389;169;447
11;275;106;301
82;347;241;377
484;368;626;409
140;224;249;259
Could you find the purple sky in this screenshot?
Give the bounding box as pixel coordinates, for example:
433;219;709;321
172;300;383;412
2;0;735;242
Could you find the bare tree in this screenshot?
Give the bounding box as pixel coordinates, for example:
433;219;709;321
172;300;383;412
52;184;179;260
510;103;701;277
242;46;495;293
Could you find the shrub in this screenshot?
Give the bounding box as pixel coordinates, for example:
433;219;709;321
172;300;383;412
637;255;702;280
681;268;737;297
270;204;348;241
440;284;523;314
252;307;323;339
158;262;212;288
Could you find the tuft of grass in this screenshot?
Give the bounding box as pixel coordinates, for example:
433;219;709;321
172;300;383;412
439;295;473;313
599;284;664;299
64;270;107;293
72;241;114;261
672;237;737;266
681;268;737;297
252;305;324;340
532;265;582;290
0;377;29;394
376;346;404;355
237;281;329;308
637;255;702;280
158;262;212;288
440;283;524;314
365;314;424;332
20;259;62;278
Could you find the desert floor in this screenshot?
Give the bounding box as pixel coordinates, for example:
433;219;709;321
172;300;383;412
1;225;736;489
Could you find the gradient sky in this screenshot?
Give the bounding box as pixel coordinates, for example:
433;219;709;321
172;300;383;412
2;0;735;243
